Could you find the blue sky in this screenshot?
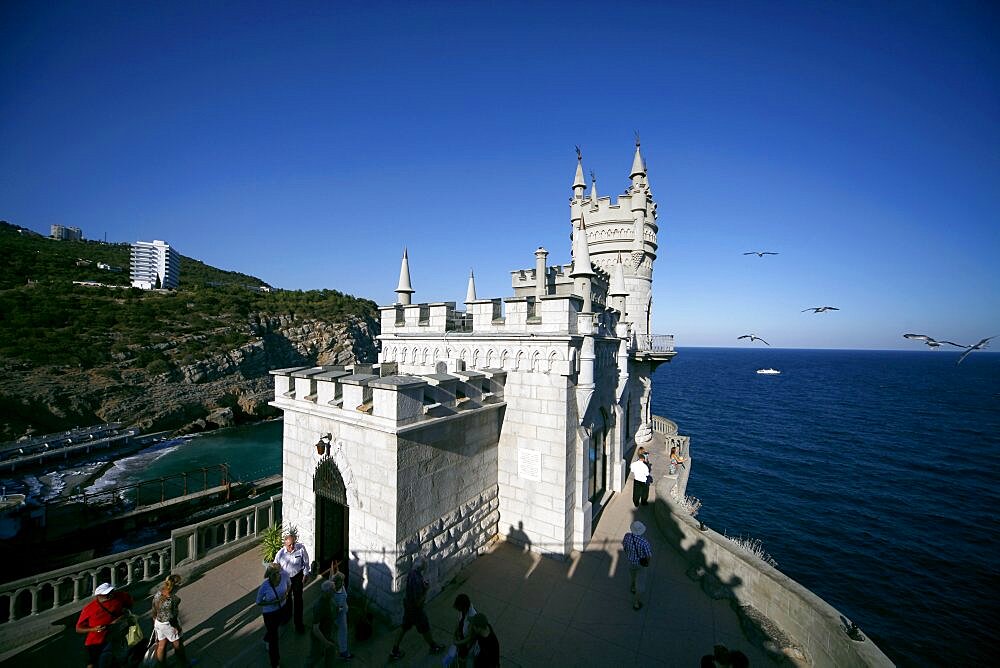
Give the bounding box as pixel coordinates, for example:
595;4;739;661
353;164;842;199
2;1;998;349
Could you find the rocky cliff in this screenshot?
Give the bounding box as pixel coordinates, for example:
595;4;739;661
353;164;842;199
0;313;380;441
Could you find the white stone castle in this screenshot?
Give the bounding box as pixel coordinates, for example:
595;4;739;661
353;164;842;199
270;142;680;616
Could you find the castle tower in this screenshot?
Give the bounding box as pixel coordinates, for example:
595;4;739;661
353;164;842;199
570;139;659;338
271;143;678;625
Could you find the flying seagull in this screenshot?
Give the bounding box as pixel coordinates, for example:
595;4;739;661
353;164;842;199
902;334;965;349
743;251;778;257
738;334;770;345
956;335;998;365
802;306;840;313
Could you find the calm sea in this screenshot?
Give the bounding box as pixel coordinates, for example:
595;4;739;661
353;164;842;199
652;347;1000;667
59;348;998;664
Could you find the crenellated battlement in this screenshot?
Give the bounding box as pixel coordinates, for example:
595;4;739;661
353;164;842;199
379;291;622;338
270;364;506;430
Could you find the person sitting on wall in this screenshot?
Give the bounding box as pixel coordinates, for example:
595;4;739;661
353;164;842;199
630;447;651;506
76;582;134;668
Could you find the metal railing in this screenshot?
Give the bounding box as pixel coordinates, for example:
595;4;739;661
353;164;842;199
635;334;675;352
57;464;231;512
0;493;281;624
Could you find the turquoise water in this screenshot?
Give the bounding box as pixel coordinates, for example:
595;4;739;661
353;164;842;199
85;420;283;492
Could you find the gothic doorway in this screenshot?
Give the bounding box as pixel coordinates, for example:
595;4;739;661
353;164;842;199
314;458;349;580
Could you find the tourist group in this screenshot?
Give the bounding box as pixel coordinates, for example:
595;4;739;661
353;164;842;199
74;529;500;668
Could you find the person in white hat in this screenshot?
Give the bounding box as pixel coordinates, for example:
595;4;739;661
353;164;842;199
75;582;134;668
623;521;653;610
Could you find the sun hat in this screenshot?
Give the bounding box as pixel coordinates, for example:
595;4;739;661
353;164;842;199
630;520;646;536
94;582;114;596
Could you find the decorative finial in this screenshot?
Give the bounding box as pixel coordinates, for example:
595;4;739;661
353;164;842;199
590;170;596;184
575;145;582;161
634;130;641;147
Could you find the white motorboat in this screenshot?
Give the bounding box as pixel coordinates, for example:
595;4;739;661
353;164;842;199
756;368;781;375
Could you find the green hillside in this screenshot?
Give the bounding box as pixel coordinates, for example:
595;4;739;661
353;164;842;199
0;220;269;290
0;222;379;370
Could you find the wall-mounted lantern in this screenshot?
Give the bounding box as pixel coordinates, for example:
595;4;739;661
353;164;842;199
315;433;332;456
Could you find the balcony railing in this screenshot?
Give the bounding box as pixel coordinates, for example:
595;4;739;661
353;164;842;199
636;334;675;352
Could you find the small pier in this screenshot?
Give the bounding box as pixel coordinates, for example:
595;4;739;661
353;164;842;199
0;424;167;473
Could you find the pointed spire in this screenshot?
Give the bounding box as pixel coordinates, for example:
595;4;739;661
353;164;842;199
630;133;646;180
610;252;627;296
570;217;595;278
572;146;586;199
465;268;477;303
589;169;599;204
395;248;414;305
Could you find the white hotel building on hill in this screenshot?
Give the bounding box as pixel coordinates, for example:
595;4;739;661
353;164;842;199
130;239;180;290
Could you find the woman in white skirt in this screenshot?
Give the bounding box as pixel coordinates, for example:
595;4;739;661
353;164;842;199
151;574;193;666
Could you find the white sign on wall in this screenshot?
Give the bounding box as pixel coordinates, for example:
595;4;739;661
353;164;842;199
517;448;542;482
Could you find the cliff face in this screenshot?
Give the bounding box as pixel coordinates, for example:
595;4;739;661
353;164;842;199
0;313;380;441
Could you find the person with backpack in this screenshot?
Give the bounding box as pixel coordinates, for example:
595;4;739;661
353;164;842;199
76;582;134;668
623;520;653;610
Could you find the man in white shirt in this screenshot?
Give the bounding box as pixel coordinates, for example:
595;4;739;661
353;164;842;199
630;447;651;507
275;530;311;633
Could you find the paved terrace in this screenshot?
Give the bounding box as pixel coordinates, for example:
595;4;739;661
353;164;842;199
4;436;771;668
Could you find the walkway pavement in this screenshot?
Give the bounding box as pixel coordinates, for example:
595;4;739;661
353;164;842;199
6;454;772;667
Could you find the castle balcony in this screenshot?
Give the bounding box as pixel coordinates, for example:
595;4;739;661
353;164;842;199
631;334;676;365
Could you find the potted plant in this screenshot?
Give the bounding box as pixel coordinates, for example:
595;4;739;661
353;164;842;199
260;523;283;566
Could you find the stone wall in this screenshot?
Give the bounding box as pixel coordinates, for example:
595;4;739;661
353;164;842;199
497;369;573;555
279;409;399;599
391;486;499;618
278;394;505;619
653;475;893;668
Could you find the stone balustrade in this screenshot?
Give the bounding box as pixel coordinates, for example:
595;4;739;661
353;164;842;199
0;541;170;624
651;414;678;436
170;493;282;571
0;493;281;626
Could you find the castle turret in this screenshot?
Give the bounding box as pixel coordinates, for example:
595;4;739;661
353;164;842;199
609;252;628;317
589;170;599;208
567;140;659;337
466;269;477;303
572;147;586;200
395;248;414;305
570;217;595;313
630;136;646;189
534;247;548;300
